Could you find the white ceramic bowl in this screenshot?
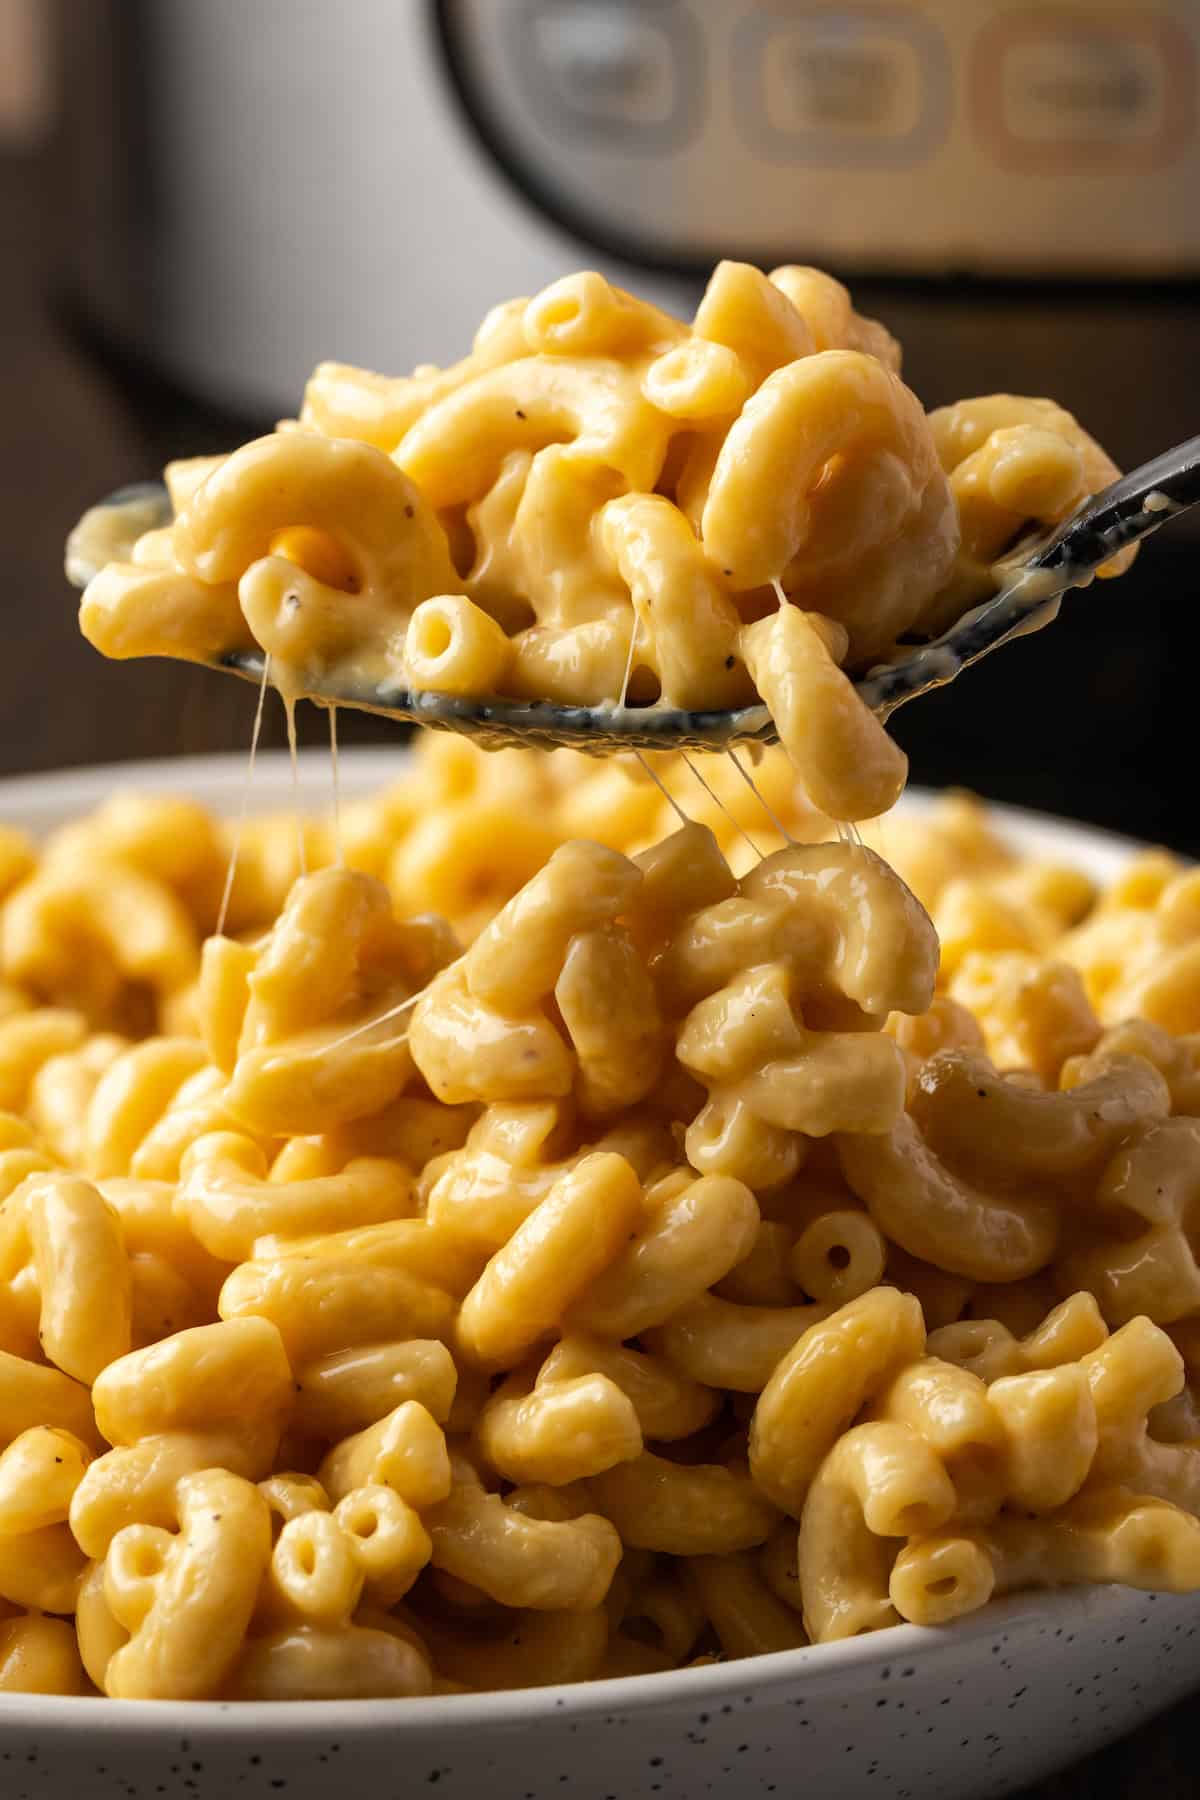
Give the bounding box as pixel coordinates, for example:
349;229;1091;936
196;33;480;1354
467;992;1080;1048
0;751;1195;1800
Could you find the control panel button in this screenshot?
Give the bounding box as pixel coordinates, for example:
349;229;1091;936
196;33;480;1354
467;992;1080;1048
972;10;1196;170
513;2;703;146
766;22;921;139
733;6;949;163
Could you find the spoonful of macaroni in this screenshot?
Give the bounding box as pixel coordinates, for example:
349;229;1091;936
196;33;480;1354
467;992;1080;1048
63;262;1199;821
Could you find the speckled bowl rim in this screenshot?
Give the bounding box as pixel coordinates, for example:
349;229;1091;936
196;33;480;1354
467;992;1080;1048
0;751;1187;1736
0;1585;1190;1734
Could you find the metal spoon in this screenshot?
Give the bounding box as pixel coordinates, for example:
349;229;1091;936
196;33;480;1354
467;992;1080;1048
65;434;1200;753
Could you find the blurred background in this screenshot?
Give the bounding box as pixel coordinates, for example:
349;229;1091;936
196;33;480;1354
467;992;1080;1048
3;0;1199;847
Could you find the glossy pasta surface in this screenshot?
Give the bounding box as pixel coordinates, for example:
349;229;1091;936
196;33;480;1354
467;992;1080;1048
0;743;1199;1700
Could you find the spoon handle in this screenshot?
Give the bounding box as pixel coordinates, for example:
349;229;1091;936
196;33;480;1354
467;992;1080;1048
854;434;1200;720
1027;431;1200;576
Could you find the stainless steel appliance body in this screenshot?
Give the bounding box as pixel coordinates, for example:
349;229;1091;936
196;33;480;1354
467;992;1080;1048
57;0;1200;421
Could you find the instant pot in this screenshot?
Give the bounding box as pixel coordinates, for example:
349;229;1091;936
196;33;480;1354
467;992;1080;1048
53;0;1200;846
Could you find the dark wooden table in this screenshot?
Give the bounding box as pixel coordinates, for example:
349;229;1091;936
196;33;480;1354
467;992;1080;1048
3;147;1198;1795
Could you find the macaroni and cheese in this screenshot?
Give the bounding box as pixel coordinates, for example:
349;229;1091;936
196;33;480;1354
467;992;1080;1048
0;742;1197;1699
33;263;1192;1703
73;262;1132;822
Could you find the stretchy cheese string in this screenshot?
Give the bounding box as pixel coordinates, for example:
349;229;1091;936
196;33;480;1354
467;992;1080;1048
618;615;641;713
283;694;307;878
318;986;427;1058
328;705;343;868
632;749;690;828
216;654;272;939
680;750;761;858
771;577;788;609
725;747;795;844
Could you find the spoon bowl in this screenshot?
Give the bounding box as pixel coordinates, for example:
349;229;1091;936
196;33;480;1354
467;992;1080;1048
65;434;1200;751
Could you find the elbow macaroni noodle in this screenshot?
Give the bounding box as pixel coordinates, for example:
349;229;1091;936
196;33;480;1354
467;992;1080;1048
75;262;1132;823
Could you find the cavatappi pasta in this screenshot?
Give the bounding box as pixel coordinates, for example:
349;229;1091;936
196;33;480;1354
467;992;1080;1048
74;262;1133;822
1;742;1200;1699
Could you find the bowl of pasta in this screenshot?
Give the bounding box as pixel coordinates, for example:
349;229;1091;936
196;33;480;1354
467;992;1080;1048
20;257;1200;1797
0;742;1197;1800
